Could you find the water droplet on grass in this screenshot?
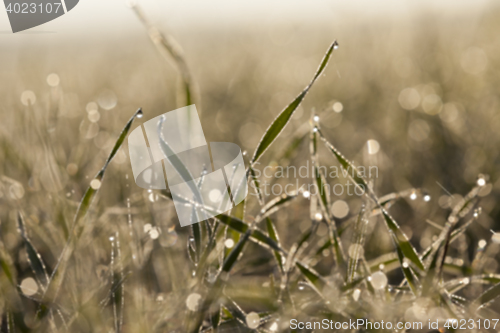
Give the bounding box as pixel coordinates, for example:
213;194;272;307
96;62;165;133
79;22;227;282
224;238;235;249
370;271;388;290
313;115;320;122
90;179;101;190
21;91;36;106
423;194;431;202
186;293;202;311
20;277;38;296
246;312;260;329
314;213;323;221
367;139;380;155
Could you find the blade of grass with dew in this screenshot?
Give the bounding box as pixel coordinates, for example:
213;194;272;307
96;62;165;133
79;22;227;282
0;243;22;311
310;123;345;269
266;218;284;273
38;108;143;318
188;228;252;333
295;262;326;297
318;129;425;272
473;282;500;310
215;214;283;253
393;237;420;295
132;5;198;109
250;41;338;164
347;206;368;283
17;212;49;289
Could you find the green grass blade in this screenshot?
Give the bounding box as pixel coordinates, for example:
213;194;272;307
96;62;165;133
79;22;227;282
39;108;143;314
474;282;500;309
318;129;424;272
250;41;338;164
132;5;198;109
296;262;326;296
17;212;49;289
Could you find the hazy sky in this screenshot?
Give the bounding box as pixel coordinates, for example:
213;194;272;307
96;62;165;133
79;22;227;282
0;0;493;38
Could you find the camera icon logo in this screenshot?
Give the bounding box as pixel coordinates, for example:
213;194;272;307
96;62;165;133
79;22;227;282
128;105;247;227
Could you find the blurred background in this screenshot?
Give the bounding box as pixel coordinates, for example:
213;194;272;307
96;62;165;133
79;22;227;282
1;0;500;331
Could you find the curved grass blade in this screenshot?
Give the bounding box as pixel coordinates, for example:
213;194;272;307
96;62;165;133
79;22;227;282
318;129;424;272
17;212;49;289
393;237;420;295
250;41;338;164
132;5;198;109
296;262;326;297
39;108;143;316
473;282;500;310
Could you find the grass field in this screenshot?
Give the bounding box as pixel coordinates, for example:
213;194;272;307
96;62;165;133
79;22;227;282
1;3;500;332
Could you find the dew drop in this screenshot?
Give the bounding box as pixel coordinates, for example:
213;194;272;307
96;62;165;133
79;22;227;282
21;90;36;106
312;127;318;133
47;73;60;87
109;236;115;241
313;115;320;122
269;322;278;331
149;227;160;240
245;312;260;329
409;192;417;200
302;191;311;198
369;271;388;290
478;239;487;248
314;213;323;221
348;244;364;258
352;288;361;301
90;179;101;190
20;277;38;296
186;293;202;311
366;139;380;155
224;238;235;249
402;258;410;268
423;194;431;202
98;90;117;110
88;110;100;123
143;223;152;233
332;102;343;113
477;178;486;186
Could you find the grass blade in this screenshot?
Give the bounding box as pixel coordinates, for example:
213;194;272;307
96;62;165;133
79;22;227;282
318;129;424;272
250;41;338;164
17;212;49;289
132;5;198;109
39;108;143;315
266;218;284;273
